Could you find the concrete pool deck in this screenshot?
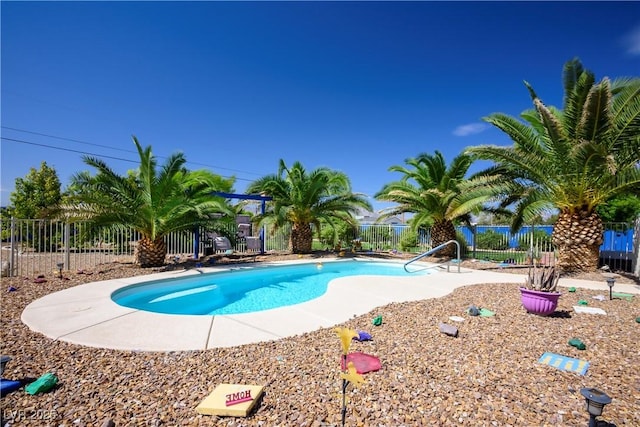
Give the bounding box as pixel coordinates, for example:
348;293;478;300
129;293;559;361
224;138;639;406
21;260;640;352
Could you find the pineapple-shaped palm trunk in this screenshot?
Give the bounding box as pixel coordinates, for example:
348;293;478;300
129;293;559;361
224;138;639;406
136;236;168;268
430;219;458;258
290;223;313;254
552;210;603;273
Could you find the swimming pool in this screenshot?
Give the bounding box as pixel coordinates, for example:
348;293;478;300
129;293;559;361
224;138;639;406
112;260;431;315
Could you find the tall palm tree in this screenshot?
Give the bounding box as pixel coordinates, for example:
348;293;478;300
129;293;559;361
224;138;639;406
467;58;640;272
375;151;498;257
66;137;235;267
245;159;372;253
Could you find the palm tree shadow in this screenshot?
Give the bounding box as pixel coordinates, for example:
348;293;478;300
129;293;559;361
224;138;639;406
549;310;572;319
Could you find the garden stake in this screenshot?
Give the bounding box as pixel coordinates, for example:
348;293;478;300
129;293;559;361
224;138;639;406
341;353;348;427
334;327;362;427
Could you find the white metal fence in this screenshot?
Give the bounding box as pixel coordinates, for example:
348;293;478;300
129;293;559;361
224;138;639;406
1;217;637;277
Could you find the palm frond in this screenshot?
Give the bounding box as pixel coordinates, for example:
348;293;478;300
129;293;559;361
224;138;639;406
246;159;371;245
482;113;542;154
67;137;235;243
562;58;584;98
577;78;612;144
564;67;596;140
533;98;567;150
609;79;640;161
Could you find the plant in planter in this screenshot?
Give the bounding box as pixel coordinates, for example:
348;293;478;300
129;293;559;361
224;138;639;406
520;265;562;316
524;265;560;292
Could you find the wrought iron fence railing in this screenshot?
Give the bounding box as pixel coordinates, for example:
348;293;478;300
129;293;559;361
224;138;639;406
1;217;637;277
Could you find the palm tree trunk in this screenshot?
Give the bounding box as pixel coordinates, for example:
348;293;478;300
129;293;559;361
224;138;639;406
431;219;458;257
136;236;167;267
552;210;603;272
290;222;313;253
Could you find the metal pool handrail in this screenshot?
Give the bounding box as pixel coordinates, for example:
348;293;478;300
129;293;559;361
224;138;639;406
404;240;461;273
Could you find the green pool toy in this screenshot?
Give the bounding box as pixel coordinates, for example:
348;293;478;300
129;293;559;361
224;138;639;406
479;308;495;317
25;372;58;395
568;338;586;350
568;287;576;293
372;315;382;326
612;292;634;301
578;300;588;305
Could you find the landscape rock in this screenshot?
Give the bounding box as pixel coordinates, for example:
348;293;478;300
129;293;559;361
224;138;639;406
0;253;638;426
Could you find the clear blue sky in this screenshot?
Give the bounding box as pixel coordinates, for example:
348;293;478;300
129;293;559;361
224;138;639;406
2;1;639;211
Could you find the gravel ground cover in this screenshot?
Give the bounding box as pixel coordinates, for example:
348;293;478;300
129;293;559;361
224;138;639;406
1;252;639;426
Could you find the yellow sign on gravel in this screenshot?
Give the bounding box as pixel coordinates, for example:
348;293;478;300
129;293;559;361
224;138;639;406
196;383;265;417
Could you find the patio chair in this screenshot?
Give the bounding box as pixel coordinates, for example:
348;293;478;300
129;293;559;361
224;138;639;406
213;236;233;253
245;236;262;253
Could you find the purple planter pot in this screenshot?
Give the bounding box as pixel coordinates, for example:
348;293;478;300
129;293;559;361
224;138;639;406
519;288;562;316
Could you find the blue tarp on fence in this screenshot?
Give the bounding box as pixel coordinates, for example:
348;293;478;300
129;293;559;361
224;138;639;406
601;229;634;251
458;225;633;253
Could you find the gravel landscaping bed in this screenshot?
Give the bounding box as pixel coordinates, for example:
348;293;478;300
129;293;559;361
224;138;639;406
1;253;639;426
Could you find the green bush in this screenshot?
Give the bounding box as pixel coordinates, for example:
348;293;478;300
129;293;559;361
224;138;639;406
516;229;552;250
358;226;393;251
319;226;338;248
319;222;358;250
475;229;509;250
399;230;418;252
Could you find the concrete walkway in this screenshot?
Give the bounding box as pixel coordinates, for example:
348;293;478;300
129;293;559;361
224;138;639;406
21;260;639;352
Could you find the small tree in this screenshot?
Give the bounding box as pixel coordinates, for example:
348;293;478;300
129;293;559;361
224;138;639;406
7;162;63;252
597;194;640;224
9;161;62;219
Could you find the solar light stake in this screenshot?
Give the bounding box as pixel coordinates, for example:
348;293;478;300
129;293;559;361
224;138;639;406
56;262;64;278
605;277;615;300
580;387;612;427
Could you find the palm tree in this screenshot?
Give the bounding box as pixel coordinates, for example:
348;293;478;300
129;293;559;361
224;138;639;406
467;58;640;272
374;151;498;257
66;137;235;267
245;159;372;253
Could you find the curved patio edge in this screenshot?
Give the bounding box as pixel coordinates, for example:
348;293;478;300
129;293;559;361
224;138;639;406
20;261;639;352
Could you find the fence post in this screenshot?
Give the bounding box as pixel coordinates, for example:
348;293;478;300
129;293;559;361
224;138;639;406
64;221;71;269
471;224;477;260
260;199;267;254
193;226;200;260
9;217;16;278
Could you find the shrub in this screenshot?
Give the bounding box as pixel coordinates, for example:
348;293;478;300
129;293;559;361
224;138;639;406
399;230;418;252
358;226;393;251
475;229;509;250
319;222;358;250
516;229;553;251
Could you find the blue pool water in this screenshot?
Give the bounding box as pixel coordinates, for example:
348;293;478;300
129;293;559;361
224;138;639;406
112;260;430;315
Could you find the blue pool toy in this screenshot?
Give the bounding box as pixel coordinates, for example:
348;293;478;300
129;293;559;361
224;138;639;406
1;379;22;397
538;352;589;375
354;331;372;341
